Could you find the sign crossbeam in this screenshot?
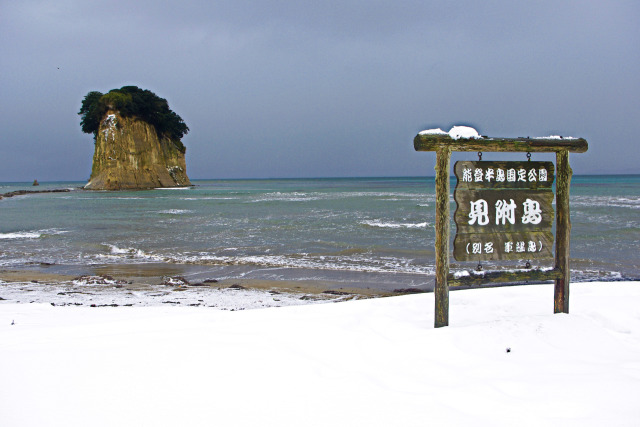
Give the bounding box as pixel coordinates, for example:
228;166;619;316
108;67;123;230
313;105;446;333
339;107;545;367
448;267;563;287
414;136;588;153
414;133;588;327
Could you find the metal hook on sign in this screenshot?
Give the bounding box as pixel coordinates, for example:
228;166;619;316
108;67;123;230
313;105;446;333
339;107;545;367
476;263;483;272
478;151;483;161
525;260;531;269
527;152;532;162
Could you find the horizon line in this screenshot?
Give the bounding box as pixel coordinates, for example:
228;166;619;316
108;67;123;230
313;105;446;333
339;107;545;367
1;173;639;184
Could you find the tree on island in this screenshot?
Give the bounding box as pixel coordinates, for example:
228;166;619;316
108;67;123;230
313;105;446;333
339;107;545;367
78;86;189;152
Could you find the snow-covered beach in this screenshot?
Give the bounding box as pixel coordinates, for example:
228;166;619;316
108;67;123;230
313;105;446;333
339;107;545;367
2;280;639;426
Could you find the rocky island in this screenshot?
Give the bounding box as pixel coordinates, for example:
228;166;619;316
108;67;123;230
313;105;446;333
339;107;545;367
79;86;191;190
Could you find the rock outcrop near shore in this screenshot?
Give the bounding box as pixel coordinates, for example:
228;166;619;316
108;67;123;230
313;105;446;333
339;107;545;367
85;111;190;190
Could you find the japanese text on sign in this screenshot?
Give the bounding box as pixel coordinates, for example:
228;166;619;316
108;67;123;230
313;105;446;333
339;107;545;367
453;161;555;261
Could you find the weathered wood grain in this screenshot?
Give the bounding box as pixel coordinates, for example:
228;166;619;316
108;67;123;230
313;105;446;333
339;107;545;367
414;134;588;153
555;150;572;313
448;268;563;287
434;146;451;328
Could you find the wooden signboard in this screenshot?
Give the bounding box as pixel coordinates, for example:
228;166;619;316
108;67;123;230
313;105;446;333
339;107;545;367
453;161;555;261
413;133;588;327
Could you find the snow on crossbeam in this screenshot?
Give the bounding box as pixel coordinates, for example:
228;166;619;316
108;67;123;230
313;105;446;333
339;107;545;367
414;134;588;153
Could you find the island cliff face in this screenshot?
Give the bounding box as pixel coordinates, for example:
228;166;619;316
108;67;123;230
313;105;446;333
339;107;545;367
85;111;191;190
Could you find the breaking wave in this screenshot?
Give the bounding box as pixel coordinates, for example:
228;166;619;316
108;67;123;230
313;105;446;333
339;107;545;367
0;229;68;240
94;244;432;275
158;209;192;215
360;220;429;229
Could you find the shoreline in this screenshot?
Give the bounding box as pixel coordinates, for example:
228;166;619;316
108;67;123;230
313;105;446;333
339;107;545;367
0;268;402;310
3;265;632;311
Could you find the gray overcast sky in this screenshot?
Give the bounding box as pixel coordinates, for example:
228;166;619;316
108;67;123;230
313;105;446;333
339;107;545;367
1;0;638;181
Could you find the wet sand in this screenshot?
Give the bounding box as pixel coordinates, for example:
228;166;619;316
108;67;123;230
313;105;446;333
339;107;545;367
0;268;409;310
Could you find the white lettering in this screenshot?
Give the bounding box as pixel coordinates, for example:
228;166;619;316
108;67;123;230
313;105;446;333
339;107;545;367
496;169;506;182
495;199;516;225
485;168;495;182
507;168;516;182
474;168;484;182
528;169;537;182
484;242;494;254
462;168;473;182
539;168;548;182
468;199;489;225
522;198;543;225
518;168;527;182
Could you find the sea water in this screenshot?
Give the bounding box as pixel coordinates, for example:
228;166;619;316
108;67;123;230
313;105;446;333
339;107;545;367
1;176;638;291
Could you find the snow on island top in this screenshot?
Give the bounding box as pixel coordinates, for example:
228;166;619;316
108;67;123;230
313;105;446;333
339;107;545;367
419;126;482;140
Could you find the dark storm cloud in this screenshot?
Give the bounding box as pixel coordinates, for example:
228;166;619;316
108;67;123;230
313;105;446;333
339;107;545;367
1;0;638;181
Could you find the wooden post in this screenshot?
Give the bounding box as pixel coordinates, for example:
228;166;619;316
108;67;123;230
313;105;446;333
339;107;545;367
554;149;572;313
434;146;451;327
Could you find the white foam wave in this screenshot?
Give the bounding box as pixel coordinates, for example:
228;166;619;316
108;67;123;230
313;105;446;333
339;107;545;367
177;253;433;275
180;197;237;201
0;232;41;239
94;245;432;274
0;229;68;240
333;191;428;200
99;244;164;262
240;191;430;204
250;192;322;203
572;196;640;209
158;209;192;215
361;220;429;229
154;187;193;190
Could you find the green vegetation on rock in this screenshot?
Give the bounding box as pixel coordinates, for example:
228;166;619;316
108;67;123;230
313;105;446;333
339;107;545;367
79;86;189;152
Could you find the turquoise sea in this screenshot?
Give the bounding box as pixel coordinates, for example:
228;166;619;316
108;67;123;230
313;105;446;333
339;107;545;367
1;176;639;291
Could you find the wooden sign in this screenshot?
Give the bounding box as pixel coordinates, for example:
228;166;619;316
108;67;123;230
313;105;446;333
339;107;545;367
414;133;588;327
453;161;555;261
